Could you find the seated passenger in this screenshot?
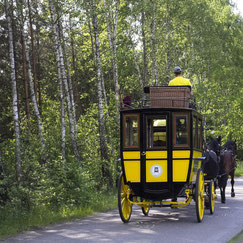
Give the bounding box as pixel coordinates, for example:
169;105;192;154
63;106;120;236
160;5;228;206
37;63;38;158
123;88;131;107
169;66;192;96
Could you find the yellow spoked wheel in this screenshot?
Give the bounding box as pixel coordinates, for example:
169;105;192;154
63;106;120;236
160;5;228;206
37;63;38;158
209;180;215;214
141;199;150;216
195;169;205;223
118;172;132;223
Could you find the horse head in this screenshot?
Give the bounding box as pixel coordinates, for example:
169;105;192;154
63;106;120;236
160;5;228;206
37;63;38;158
224;140;237;158
208;137;222;156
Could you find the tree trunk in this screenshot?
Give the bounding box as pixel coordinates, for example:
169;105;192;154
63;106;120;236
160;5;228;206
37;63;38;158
165;2;171;84
27;0;38;100
151;2;159;85
103;0;120;114
91;0;112;185
69;17;82;118
20;32;30;121
49;0;80;161
17;0;46;151
88;17;108;108
6;0;22;181
128;31;144;97
141;5;148;87
58;16;77;127
24;33;46;150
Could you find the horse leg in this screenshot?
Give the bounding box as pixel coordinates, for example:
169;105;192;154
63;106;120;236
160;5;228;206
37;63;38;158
231;175;235;197
220;187;226;203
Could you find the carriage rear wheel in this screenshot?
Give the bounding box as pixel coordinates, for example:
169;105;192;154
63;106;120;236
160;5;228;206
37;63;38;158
209;180;215;214
118;172;132;223
141;199;150;216
195;169;205;223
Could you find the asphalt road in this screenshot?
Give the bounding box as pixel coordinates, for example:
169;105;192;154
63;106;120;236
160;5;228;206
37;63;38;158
3;177;243;243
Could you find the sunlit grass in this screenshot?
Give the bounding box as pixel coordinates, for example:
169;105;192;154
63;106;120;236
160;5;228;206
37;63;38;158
228;229;243;243
0;190;117;240
235;161;243;177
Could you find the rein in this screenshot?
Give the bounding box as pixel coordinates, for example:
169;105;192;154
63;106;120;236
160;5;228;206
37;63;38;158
217;166;236;178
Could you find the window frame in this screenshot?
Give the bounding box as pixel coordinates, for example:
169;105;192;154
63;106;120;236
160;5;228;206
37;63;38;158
198;119;203;150
173;112;190;148
193;116;198;149
146;115;167;150
123;114;140;149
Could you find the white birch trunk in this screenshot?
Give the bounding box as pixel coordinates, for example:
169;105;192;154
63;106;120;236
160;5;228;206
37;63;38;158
49;0;80;160
91;0;112;184
165;2;171;84
151;2;159;85
103;0;119;113
18;0;45;150
6;0;22;181
25;42;46;149
141;7;148;87
54;29;66;161
58;17;77;127
88;17;108;108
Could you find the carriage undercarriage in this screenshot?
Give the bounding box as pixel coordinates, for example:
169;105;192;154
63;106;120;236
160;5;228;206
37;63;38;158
118;170;216;223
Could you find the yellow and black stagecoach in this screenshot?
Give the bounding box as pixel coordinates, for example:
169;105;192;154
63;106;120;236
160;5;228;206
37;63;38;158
118;86;215;223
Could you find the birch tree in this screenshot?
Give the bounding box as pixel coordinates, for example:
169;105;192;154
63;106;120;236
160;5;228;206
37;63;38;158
57;14;77;126
150;1;159;85
103;0;120;113
49;0;80;161
17;0;46;150
88;17;108;108
54;12;66;160
141;2;148;87
90;0;112;185
6;0;22;181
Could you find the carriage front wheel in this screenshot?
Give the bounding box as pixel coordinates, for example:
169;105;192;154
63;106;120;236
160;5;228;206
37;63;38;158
195;169;205;222
118;172;132;223
209;180;215;214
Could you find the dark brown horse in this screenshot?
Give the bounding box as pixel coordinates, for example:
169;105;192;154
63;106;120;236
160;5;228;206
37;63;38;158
218;141;237;203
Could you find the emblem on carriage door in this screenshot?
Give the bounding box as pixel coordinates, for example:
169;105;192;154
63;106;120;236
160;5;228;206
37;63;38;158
150;165;162;177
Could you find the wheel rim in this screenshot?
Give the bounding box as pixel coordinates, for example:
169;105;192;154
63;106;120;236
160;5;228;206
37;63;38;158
118;174;132;222
210;181;215;214
196;169;205;222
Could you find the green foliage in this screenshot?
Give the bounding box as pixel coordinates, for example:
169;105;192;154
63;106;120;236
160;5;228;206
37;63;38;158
235;161;243;177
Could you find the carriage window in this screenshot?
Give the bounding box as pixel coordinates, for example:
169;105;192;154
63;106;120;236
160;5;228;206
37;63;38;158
124;115;139;147
198;120;202;149
174;113;189;147
193;117;198;148
147;117;167;148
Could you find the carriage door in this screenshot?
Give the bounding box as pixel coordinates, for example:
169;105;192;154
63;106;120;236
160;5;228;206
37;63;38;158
142;114;170;192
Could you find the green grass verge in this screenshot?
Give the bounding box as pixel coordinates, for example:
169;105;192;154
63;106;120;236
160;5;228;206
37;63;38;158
235;161;243;177
0;190;117;240
228;230;243;243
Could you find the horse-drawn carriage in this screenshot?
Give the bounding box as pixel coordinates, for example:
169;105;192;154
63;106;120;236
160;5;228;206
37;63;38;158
118;86;217;223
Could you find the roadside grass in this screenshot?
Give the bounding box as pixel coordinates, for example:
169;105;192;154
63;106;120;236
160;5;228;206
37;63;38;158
235;161;243;177
0;190;117;240
228;230;243;243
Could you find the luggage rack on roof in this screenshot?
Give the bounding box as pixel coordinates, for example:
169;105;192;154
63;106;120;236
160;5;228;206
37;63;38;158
120;86;196;110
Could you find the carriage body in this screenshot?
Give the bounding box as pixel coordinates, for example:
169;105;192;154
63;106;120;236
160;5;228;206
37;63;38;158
120;106;204;201
118;86;214;223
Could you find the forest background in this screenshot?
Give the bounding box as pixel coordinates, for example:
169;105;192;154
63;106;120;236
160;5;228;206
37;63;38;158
0;0;243;236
